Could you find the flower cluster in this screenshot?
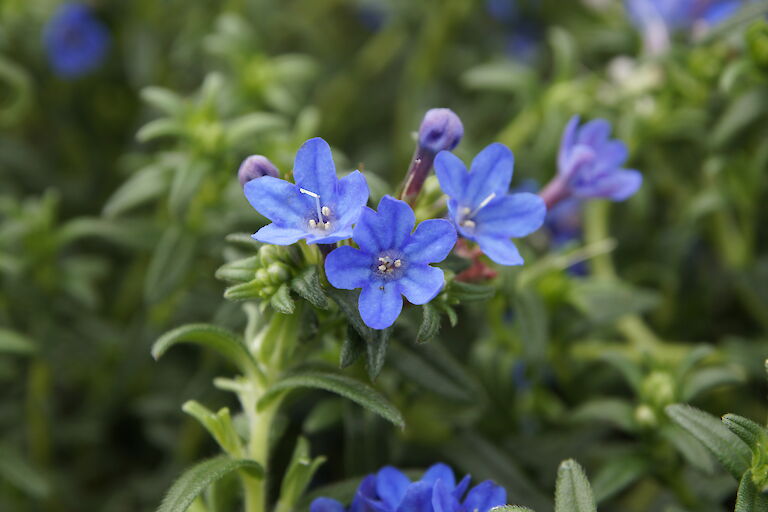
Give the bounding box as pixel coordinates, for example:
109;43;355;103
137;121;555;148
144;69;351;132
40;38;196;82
242;109;640;329
44;3;110;78
310;463;507;512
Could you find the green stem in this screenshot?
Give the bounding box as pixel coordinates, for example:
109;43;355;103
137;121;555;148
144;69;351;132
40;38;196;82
585;201;661;351
241;405;277;512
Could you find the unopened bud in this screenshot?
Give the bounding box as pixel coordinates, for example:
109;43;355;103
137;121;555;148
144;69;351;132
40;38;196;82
267;262;290;284
418;108;463;154
255;268;270;285
238;155;279;186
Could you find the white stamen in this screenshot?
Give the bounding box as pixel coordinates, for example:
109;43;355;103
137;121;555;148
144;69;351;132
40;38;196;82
323;222;332;230
308;219;317;228
378;257;386;263
394;259;402;268
321;206;331;217
300;188;324;226
462;220;476;230
461;206;472;216
473;192;496;215
378;265;387;272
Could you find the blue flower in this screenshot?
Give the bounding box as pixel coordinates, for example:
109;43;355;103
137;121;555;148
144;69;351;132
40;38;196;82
554;116;642;202
546;197;583;247
44;3;110;78
244;138;369;245
434;143;546;266
310;463;507;512
325;196;456;330
418;109;464;155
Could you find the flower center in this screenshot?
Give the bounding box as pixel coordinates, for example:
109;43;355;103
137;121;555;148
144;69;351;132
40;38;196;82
458;192;496;231
373;251;406;280
300;188;333;231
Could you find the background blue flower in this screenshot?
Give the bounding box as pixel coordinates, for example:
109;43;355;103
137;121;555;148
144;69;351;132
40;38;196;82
435;143;545;266
44;3;110;78
310;463;507;512
244;138;369;245
325;196;456;329
556;116;642;202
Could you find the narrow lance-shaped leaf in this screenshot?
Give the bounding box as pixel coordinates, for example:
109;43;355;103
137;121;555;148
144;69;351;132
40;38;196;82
156;456;263;512
275;437;327;512
555;459;597;512
152;324;259;377
665;404;751;479
723;414;768;452
735;471;768;512
257;370;404;428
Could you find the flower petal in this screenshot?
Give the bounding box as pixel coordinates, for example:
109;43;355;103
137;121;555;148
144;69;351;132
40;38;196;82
377;195;416;250
402;219;457;264
398;264;445;305
561;145;596;181
595;140;628;169
465;143;514;207
325;246;372;290
452;475;471;501
293;137;337;202
350;475;378;512
395;482;433;512
376;466;411;510
307;227;355;245
244;176;311;227
577;169;643;201
333;170;370;226
461;481;507;512
359;281;403;329
421;463;456;489
474;193;546;238
311;498;346;512
558;115;580;174
476;235;524;266
352;207;385;254
434;151;468;199
432;479;460;512
252;224;307;245
577;119;612;147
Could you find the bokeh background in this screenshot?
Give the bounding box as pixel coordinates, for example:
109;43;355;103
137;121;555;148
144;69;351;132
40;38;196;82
2;0;768;511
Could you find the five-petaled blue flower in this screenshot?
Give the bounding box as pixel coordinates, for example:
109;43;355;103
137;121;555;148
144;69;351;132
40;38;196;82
435;143;546;266
244;138;369;245
325;196;456;330
44;3;110;78
556;116;642;202
310;463;507;512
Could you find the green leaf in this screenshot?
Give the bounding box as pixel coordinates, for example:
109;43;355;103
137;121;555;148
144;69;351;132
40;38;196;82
712;88;768;148
662;424;715;474
681;366;744;402
590;454;648;503
156;457;263;512
389;344;479;402
102;164;172;218
0;444;49;498
275;437;326;512
182;401;242;456
514;288;548;360
735;471;768;512
145;225;196;303
137;118;183;142
490;507;536;512
571;399;635;433
168;161;208;219
569;280;660;324
416;303;440;344
555;459;597;512
152;324;258;377
723;414;768;452
0;328;36;355
450;280;495;302
257;370;404;428
326;288;392;379
339;326;365;369
665;404;751;479
215;256;259;283
141;86;185;115
290;266;329;309
270;283;296;314
225;112;288;145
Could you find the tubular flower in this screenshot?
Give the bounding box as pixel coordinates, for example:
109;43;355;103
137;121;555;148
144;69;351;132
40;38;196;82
44;3;110;78
543;115;642;205
310;463;507;512
435;143;546;266
243;138;369;245
325;196;456;330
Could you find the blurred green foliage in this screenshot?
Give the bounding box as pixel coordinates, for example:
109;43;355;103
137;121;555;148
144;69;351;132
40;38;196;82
1;1;768;511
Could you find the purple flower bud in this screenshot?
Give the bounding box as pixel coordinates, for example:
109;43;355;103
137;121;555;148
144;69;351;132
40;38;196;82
418;108;464;154
237;155;279;186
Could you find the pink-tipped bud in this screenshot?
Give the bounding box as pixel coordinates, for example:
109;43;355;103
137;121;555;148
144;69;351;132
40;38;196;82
237;155;279;186
418;108;464;154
